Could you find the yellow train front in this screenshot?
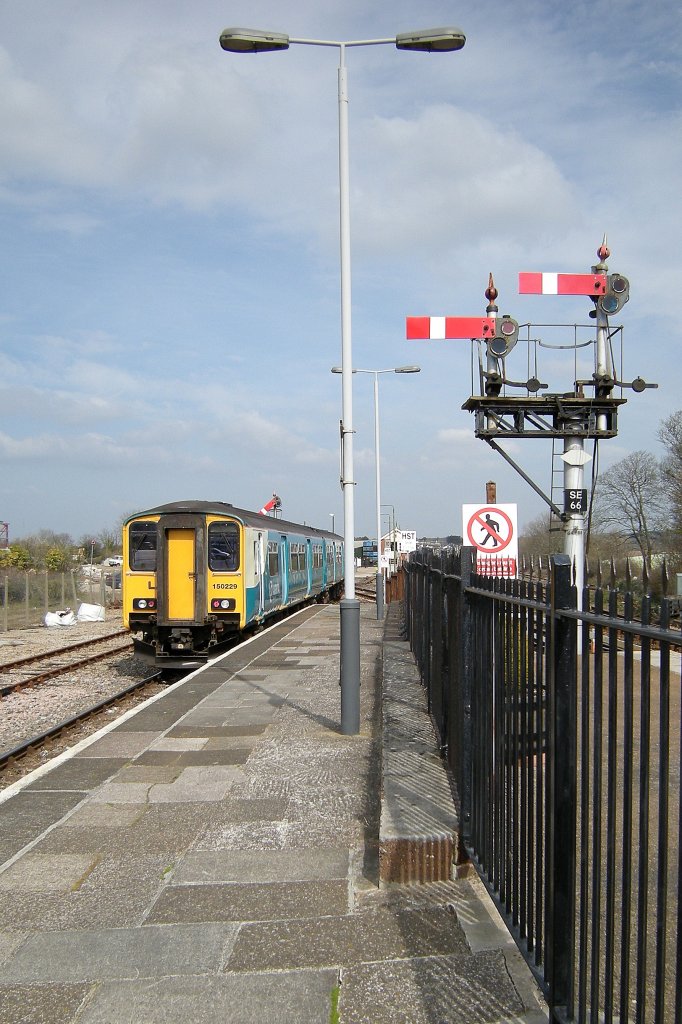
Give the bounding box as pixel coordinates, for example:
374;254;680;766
122;500;344;669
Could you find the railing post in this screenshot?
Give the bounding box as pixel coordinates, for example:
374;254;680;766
459;546;475;845
430;561;443;731
547;553;577;1018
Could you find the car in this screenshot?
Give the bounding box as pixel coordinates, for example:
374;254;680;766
108;556;123;566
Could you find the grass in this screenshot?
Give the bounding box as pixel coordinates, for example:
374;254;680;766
329;985;340;1024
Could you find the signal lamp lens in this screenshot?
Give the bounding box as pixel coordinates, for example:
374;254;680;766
600;295;620;314
500;320;516;335
612;275;627;294
489;337;509;357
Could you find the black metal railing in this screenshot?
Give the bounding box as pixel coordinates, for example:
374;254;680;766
405;547;681;1024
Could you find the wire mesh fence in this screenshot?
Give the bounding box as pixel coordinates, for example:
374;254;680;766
0;569;121;631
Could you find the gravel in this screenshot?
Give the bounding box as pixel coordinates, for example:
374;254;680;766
0;615;166;789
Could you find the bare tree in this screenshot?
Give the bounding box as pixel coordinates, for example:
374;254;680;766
659;411;682;507
591;450;667;566
518;513;564;558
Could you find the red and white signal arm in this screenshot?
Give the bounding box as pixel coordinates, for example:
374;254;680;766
518;272;607;296
462;503;518;559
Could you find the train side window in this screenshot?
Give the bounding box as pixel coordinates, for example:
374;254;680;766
268;542;279;576
208;523;240;572
129;522;157;572
290;543;306;572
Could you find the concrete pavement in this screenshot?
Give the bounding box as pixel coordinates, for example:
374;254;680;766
0;598;549;1023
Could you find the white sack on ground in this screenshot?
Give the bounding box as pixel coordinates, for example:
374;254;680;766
77;603;105;622
44;609;77;627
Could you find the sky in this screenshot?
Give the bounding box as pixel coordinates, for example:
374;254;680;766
0;0;680;544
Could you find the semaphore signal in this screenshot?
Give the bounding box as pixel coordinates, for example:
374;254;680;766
405;238;657;603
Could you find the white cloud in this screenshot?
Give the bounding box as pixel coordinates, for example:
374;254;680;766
0;0;679;538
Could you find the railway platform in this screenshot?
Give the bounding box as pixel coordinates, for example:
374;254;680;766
0;597;548;1024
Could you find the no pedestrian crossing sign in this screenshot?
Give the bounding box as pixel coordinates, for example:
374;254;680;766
462;504;519;576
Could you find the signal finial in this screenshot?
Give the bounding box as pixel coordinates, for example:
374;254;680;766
485;272;498;304
597;234;610;263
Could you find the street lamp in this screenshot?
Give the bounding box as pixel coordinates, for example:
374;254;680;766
219;26;465;735
332;365;420;619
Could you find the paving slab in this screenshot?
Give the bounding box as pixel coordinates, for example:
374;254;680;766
0;854;171;930
0;983;92;1024
0;853;98;893
74;970;339;1024
147;878;349;925
0;922;238;982
169;847;349;884
73;730;160;758
0;791;84;864
23;758;128;793
339;950;524;1024
226;906;469;972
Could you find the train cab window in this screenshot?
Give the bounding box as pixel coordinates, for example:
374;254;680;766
208;523;240;572
129;522;157;572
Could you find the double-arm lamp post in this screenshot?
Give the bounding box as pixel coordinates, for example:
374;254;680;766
219;26;465;735
332;366;420;619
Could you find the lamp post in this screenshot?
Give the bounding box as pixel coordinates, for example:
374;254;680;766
332;365;419;618
219;25;465;734
329;513;335;535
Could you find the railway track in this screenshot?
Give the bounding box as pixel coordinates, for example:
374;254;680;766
0;630;133;697
0;670;165;775
0;627;167;788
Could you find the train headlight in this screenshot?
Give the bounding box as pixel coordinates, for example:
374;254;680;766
211;598;235;610
133;598;157;610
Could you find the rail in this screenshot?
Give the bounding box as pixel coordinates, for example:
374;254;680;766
0;671;163;773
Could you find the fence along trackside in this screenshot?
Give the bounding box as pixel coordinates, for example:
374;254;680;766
1;569;120;630
405;547;681;1024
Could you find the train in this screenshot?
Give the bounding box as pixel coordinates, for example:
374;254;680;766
121;500;344;669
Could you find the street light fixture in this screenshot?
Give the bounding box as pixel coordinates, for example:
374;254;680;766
219;26;465;734
332;366;420;620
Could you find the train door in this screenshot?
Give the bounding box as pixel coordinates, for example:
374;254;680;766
306;538;312;595
157;514;205;625
280;535;288;603
167;530;196;619
257;532;265;616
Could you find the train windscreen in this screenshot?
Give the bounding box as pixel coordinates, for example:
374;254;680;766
129;521;157;571
208;522;240;571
